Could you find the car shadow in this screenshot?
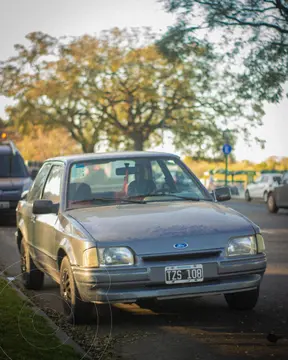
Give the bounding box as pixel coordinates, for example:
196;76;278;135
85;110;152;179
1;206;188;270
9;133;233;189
0;216;16;227
90;294;288;360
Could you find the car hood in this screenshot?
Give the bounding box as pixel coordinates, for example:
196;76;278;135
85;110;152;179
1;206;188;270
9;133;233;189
67;201;258;255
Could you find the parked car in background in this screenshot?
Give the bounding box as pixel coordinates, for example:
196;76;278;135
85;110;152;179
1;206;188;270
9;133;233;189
16;151;266;324
0;140;34;218
267;172;288;213
245;173;282;202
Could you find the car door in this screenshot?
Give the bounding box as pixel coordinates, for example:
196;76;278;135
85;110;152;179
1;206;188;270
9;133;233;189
249;176;261;198
276;172;288;207
257;175;268;198
33;164;64;278
19;163;52;259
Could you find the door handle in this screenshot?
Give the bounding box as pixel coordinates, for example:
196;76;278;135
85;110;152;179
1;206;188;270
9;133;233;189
30;215;36;223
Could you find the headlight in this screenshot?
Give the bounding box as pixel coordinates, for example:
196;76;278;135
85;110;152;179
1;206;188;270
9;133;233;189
83;248;99;267
98;247;134;266
226;236;257;256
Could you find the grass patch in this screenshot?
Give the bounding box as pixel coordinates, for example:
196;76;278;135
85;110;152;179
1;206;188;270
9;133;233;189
0;278;81;360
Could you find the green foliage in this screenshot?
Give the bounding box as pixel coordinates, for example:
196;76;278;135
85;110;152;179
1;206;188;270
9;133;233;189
159;0;288;103
1;28;264;157
0;278;80;360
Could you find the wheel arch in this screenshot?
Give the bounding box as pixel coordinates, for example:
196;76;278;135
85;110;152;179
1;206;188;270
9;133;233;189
16;228;23;252
57;238;77;270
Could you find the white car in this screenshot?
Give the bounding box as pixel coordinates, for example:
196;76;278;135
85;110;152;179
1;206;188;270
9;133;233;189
245;174;282;202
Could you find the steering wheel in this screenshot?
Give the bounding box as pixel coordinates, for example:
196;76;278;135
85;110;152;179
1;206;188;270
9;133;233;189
152;183;171;195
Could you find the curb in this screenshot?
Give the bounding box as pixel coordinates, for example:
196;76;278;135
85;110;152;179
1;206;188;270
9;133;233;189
0;273;91;360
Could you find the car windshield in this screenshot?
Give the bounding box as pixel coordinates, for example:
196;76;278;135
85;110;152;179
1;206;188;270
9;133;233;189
67;157;211;209
0;153;29;178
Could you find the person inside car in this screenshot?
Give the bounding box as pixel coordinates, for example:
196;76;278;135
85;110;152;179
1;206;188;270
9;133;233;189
128;164;156;196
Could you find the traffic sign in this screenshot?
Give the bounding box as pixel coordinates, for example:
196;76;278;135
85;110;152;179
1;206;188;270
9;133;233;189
222;144;232;155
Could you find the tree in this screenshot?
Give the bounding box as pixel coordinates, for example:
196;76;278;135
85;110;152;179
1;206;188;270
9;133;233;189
15;126;81;161
1;28;264;157
159;0;288;103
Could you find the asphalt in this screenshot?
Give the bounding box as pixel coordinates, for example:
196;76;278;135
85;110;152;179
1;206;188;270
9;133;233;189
0;200;288;360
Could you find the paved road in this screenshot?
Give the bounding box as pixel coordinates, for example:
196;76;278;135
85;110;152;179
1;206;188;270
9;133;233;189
0;200;288;360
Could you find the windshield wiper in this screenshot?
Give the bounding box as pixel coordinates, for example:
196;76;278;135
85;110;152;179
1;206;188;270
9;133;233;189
70;197;146;206
128;193;200;201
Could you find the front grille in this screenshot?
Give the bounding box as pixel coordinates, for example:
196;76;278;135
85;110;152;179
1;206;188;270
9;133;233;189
142;250;221;263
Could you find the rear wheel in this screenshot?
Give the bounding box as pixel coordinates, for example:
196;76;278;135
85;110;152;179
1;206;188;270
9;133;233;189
267;193;279;213
60;256;93;324
21;242;44;290
245;190;251;202
225;288;259;310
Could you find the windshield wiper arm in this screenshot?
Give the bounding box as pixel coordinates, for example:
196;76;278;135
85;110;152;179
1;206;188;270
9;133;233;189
70;197;146;205
128;193;200;201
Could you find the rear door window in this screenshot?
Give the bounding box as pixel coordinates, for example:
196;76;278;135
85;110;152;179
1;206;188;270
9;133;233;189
0;153;28;177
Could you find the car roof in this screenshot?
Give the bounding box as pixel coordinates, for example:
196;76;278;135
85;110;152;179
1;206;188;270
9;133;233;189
0;145;13;155
0;141;20;155
45;151;179;165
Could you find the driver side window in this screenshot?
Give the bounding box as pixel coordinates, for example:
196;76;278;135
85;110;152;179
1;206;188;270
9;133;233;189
27;163;51;202
151;161;166;190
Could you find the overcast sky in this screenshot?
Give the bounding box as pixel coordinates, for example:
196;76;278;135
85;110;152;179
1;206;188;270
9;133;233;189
0;0;287;162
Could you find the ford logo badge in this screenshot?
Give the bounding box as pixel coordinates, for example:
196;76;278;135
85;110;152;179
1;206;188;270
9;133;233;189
174;243;188;249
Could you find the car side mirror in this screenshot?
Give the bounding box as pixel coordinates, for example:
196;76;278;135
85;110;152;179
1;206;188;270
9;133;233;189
213;187;231;202
33;200;58;215
30;169;38;180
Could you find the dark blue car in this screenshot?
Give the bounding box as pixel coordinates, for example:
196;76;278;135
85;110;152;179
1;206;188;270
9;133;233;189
0;140;33;217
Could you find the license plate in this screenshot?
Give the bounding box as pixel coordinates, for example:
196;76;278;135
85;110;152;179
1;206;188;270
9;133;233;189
165;264;204;284
0;202;9;209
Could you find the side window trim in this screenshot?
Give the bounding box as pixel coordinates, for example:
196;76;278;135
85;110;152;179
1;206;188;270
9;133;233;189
41;164;64;204
40;165;54;200
27;163;51;203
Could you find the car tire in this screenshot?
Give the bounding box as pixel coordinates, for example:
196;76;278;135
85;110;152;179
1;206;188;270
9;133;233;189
21;241;44;290
267;193;279;213
224;288;259;310
60;256;93;324
263;191;268;203
245;190;251;202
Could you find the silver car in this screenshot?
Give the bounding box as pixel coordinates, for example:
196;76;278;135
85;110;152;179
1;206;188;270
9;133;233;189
16;152;267;323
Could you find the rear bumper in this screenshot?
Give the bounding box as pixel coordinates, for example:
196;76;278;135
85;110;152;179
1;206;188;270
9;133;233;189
0;201;18;216
73;254;266;303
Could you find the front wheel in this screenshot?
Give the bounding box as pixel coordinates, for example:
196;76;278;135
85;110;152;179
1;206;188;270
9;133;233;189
60;256;93;324
225;288;259;310
263;191;268;203
21;242;44;290
267;193;279;213
245;190;251;202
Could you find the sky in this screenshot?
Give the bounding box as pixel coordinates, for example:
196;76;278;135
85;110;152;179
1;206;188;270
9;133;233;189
0;0;287;163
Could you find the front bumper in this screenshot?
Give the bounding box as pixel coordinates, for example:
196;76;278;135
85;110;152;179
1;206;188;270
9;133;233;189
73;254;267;303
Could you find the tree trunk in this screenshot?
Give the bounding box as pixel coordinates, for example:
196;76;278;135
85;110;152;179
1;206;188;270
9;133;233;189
132;132;144;151
81;142;95;153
